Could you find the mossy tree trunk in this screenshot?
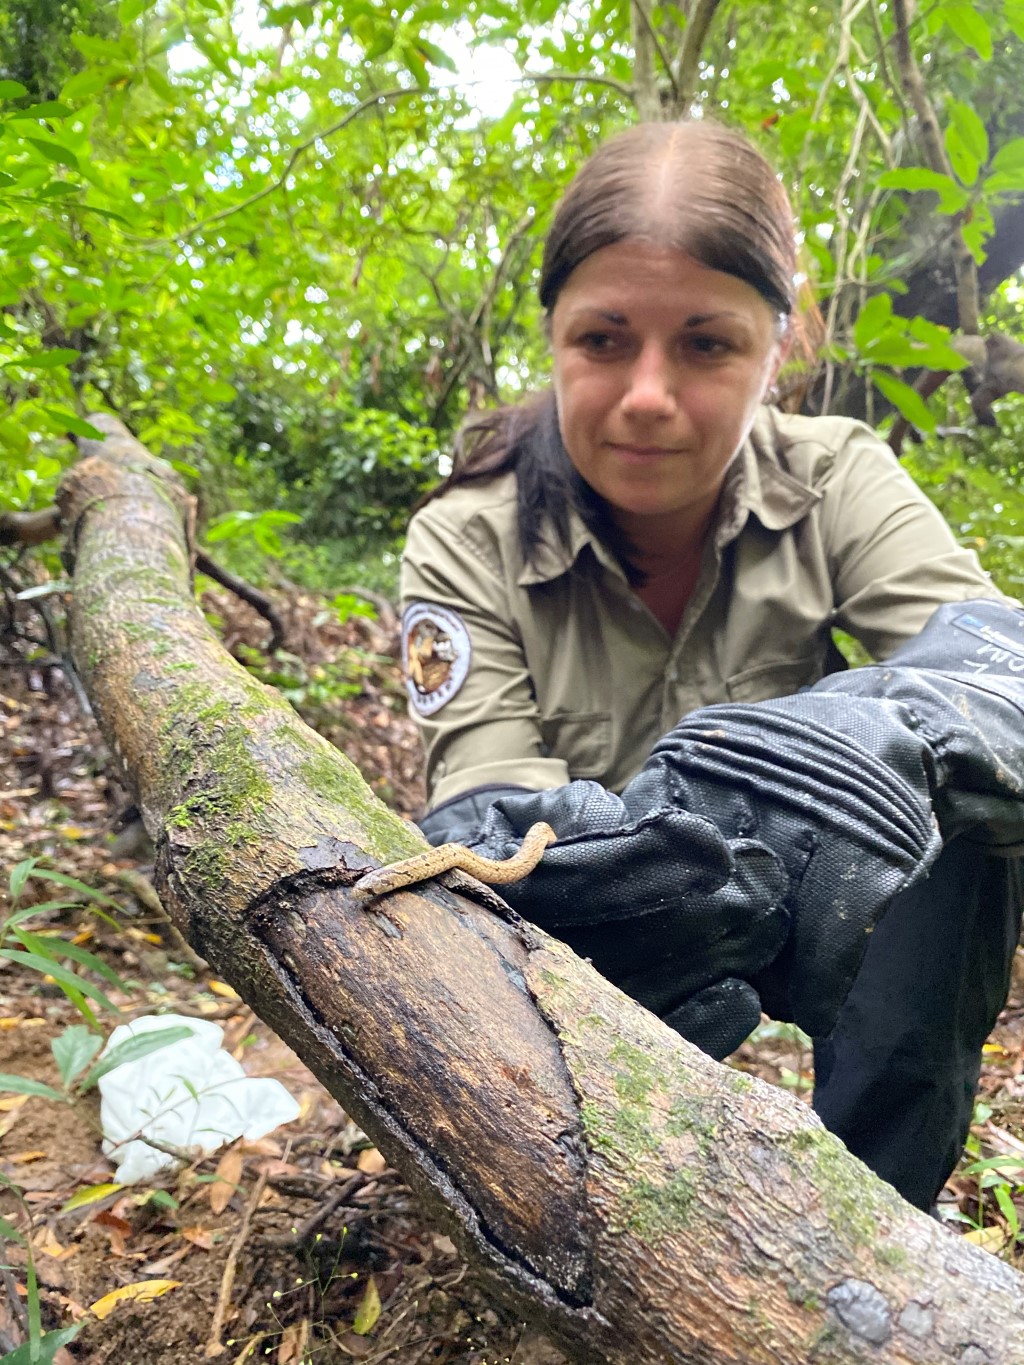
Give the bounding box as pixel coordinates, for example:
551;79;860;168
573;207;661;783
56;415;1024;1364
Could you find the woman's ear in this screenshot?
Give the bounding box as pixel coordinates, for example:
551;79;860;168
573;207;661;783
764;323;794;401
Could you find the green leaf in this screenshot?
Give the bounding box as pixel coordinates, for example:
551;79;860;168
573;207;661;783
60;1182;122;1212
13;930;127;991
9;857;39;901
0;1324;82;1364
945;125;979;187
948;99;989;164
994;1183;1021;1237
364;29;395;60
0;79;27;99
23;137;80;171
51;1026;103;1087
119;0;155;21
852;293;893;351
400;42;430;88
873;370;937;432
61;67;119;101
988;136;1024;177
79;1024;197;1091
413;36;458;73
17;866;121;908
70;32;127;62
0;1073;66;1102
20;102;73;120
1008;0;1024;43
857;335;923;366
4;347;79;370
40;408;105;440
0;1214;25;1242
144;64;176;104
146;1189;180;1210
0;949;119;1013
940;2;993;60
192;33;233;76
877;167;969;214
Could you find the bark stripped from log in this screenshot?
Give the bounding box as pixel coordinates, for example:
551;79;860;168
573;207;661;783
56;414;1024;1364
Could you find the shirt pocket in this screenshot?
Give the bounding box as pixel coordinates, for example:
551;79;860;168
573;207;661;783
538;711;613;780
725;655;823;703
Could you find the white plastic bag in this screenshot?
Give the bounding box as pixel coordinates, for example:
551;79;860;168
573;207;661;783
98;1014;301;1184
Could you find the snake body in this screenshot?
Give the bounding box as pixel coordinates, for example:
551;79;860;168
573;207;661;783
351;821;556;907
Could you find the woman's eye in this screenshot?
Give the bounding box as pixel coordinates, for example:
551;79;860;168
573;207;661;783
578;331;619;354
689;335;730;356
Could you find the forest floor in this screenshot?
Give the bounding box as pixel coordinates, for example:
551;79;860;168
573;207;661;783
3;578;1024;1364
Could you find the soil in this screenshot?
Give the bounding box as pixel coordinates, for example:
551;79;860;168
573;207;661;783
2;568;1024;1363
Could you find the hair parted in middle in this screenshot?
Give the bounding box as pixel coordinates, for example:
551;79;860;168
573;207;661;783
420;119;812;579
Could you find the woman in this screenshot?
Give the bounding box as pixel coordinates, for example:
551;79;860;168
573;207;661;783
399;121;1024;1211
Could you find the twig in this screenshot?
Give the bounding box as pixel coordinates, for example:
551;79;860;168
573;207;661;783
261;1172;364;1248
195;551;287;652
0;507;60;547
630;0;681;107
178;87;429;245
521;70;633;99
115;868;209;972
205;1166;269;1358
674;0;726;111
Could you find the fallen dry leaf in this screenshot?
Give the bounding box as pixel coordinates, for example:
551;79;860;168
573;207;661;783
94;1210;132;1256
352;1275;381;1336
8;1150;48;1164
32;1227;68;1259
89;1278;181;1320
355;1148;386;1176
963;1224;1008;1253
276;1318;310;1363
180;1225;215;1250
209;1146;243;1215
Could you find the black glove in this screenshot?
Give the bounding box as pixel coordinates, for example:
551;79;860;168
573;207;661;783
426;781;790;1060
625;597;1024;1035
812;599;1024;848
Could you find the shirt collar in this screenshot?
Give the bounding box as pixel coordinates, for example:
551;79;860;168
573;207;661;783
516;406;821;587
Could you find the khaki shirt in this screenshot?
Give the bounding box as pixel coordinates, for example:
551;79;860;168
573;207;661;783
401;407;1007;809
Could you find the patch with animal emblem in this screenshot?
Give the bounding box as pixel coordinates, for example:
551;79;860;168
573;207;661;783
402;602;472;716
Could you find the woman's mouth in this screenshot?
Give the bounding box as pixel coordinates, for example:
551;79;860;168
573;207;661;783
607;443;681;463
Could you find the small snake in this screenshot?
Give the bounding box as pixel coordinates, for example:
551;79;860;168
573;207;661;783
350;821;556;908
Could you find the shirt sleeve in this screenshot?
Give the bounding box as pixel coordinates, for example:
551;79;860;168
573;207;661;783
401;501;570;808
817;425;1016;659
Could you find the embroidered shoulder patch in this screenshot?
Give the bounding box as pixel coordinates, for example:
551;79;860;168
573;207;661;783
402;603;472;717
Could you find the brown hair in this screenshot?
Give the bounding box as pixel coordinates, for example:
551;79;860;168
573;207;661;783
421;120;813;574
540;120;798;319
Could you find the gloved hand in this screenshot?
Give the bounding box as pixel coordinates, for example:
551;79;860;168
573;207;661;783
423;781;791;1060
623;597;1024;1035
425;599;1024;1052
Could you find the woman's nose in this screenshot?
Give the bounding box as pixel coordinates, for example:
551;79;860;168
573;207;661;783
620;345;677;419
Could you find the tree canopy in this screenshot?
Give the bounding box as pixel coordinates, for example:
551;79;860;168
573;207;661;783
4;0;1024;594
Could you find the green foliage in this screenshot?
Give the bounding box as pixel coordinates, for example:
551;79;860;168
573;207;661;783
0;0;1022;592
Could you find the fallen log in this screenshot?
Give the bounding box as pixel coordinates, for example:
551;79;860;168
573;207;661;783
55;413;1024;1364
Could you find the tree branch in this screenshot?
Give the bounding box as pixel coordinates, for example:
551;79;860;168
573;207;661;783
630;0;680;112
176;86;430;246
675;0;727;112
52;413;1024;1365
891;0;979;332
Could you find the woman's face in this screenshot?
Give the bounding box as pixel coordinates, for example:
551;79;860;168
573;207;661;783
549;240;788;540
